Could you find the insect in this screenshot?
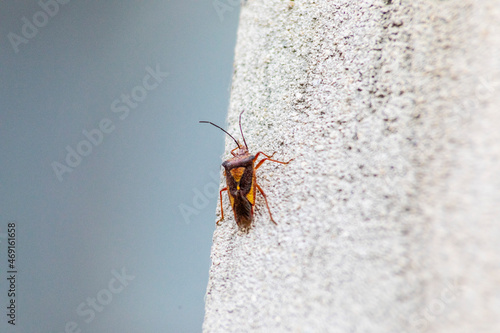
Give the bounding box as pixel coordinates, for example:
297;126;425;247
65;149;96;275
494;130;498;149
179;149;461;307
200;111;292;231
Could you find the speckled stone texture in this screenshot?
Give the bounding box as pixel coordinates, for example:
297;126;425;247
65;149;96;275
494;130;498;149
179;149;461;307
203;1;500;332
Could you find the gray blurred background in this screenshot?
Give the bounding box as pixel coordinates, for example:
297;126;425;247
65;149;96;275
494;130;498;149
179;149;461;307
0;1;239;332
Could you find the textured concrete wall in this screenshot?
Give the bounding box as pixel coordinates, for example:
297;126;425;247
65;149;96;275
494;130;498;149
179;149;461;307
204;1;500;332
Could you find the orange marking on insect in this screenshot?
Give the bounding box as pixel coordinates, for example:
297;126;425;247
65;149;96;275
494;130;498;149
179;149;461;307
230;167;246;183
245;179;255;205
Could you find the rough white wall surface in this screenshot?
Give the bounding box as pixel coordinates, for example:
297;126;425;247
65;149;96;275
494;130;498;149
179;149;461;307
203;1;500;332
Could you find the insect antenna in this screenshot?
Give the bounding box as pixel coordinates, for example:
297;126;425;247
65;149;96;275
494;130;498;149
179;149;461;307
239;111;248;149
199;121;241;148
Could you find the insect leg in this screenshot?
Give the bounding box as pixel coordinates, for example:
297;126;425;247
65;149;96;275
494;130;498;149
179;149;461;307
256;183;277;225
254;151;293;170
254;151;275;161
230;146;240;156
217;187;228;225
